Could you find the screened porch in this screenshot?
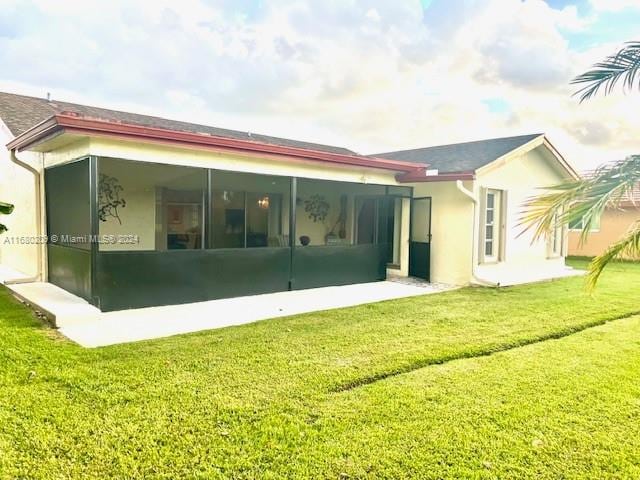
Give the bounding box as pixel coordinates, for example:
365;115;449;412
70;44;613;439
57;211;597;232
45;156;410;311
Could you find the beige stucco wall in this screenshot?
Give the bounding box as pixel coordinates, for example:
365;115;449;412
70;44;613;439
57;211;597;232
98;159;158;251
569;208;640;258
475;146;568;281
408;145;571;287
410;181;475;286
88;138;398;186
0;126;44;277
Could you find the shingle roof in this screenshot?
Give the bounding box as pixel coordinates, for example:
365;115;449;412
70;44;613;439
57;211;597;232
374;133;543;173
621;184;640;205
583;167;640;206
0;91;356;155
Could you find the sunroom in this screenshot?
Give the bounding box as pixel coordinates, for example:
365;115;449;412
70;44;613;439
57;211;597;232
46;156;414;311
14;114;421;311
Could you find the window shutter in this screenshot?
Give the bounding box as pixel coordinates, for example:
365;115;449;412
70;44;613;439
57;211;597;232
478;187;487;264
499;190;508;262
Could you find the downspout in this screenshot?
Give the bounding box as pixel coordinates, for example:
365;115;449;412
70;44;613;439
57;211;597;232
4;149;43;285
455;180;499;287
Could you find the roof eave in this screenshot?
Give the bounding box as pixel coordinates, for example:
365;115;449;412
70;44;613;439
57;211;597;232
542;137;580;180
474;134;580;180
396;168;475;183
7;114;428;175
6;116;62;151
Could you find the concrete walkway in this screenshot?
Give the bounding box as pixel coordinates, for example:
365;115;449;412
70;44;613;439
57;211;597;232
4;279;455;348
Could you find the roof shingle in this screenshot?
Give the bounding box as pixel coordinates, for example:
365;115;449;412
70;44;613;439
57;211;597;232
0;91;356;155
374;134;543;173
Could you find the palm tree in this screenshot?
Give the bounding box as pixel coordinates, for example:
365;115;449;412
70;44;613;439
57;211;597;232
0;201;14;234
522;41;640;289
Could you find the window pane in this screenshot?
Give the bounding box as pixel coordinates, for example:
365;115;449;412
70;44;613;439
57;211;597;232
410;198;431;243
98;158;206;251
486;208;494;225
486;192;495;209
246;192;284;247
212;190;245;248
166;190;204;250
485;240;493;256
356;197;376;245
212;171;290;249
568;218;582;230
485;225;493;241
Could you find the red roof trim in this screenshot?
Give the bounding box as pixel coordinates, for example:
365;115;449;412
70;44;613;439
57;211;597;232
7;113;428;174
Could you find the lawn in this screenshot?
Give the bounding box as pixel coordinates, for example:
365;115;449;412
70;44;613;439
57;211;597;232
1;259;640;478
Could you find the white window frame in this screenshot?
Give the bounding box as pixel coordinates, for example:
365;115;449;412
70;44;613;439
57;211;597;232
549;215;563;258
483;189;501;263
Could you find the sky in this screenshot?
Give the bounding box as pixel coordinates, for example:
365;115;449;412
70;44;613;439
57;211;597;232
1;0;640;172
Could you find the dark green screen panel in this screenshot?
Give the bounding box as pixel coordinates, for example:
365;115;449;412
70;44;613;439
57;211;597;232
45;159;91;250
96;248;291;311
292;244;387;291
47;244;92;301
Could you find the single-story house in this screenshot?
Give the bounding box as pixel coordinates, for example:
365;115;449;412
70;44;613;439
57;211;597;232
569;185;640;258
0;91;578;312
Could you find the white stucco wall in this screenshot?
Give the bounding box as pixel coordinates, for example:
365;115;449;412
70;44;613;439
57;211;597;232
0;126;44;277
411;181;475;286
474;145;569;282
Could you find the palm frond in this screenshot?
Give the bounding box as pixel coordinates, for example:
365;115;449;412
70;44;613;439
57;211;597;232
520;155;640;246
0;201;13;215
571;41;640;102
587;220;640;291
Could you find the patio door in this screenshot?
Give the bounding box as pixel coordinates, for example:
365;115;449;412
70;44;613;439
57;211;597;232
409;197;432;281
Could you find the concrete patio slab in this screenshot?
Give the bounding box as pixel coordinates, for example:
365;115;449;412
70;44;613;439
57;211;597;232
4;279;455;348
8;281;101;324
475;265;585;287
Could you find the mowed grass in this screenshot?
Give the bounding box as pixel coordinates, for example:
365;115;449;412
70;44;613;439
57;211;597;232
0;259;639;478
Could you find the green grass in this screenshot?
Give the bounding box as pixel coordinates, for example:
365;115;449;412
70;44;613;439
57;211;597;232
1;259;640;478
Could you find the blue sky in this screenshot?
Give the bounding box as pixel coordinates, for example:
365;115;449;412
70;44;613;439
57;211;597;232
0;0;639;170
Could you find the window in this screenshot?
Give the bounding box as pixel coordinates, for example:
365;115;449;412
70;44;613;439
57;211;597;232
484;189;501;260
568;214;601;232
212;171;290;249
549;214;564;257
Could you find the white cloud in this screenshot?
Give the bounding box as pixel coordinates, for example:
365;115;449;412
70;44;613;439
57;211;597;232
590;0;640;12
0;0;638;171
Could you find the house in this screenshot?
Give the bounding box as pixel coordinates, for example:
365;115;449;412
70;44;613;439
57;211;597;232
0;91;578;312
568;184;640;258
